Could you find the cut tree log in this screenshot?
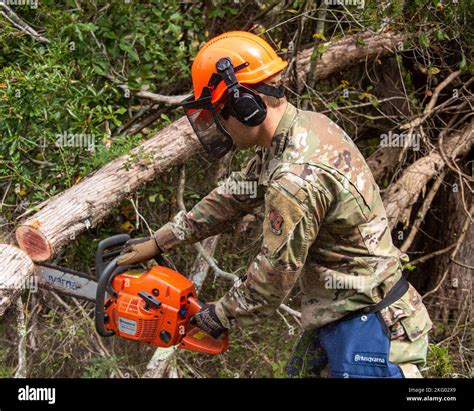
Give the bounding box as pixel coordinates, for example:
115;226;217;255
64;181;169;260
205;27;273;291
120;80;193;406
383;119;474;229
16;116;198;261
0;245;34;316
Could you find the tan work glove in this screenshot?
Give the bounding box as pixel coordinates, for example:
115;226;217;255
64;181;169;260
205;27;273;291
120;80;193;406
116;236;162;266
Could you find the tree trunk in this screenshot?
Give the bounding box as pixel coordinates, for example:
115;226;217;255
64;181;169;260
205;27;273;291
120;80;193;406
421;173;473;330
296;31;404;80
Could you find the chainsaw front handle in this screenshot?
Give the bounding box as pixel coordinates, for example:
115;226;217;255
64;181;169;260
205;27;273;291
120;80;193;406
95;257;131;337
95;234;131;281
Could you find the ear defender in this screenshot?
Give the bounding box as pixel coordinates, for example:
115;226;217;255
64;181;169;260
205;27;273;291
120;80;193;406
229;91;267;126
216;57;268;127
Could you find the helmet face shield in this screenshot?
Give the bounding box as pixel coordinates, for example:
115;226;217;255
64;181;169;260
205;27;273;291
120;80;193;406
181;91;234;158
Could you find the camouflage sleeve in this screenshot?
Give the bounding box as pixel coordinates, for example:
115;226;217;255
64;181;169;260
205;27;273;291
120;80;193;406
154;153;265;252
214;171;332;329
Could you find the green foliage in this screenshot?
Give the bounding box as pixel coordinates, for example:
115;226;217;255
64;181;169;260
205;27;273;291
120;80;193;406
0;0;214;208
427;344;454;377
404;263;417;271
83;356;121;378
0;349;14;378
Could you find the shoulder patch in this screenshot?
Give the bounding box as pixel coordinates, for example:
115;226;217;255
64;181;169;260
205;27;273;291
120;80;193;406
268;206;284;235
263;185;305;257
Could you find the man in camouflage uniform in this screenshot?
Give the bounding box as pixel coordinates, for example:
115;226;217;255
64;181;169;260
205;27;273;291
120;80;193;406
117;31;432;378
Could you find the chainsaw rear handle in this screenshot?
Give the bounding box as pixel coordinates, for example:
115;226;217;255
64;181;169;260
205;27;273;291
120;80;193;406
181;296;230;354
95;234;131;281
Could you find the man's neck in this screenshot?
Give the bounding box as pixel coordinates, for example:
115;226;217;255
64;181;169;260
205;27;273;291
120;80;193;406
257;100;288;149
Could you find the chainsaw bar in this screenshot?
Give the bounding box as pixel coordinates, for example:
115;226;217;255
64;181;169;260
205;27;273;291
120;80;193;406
35;262;98;302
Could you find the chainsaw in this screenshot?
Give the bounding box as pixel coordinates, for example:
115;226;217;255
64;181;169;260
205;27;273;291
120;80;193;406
35;234;228;355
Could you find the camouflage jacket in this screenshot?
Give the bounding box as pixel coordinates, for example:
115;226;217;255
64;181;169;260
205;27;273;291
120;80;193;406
155;103;432;341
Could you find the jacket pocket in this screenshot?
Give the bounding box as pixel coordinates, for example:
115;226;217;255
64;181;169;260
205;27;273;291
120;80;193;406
399;303;433;342
380;283;433;342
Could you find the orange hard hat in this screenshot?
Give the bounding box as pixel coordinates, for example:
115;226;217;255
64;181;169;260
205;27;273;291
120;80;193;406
191;31;288;104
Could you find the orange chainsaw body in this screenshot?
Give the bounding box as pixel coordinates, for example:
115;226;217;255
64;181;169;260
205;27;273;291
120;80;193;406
103;265;228;354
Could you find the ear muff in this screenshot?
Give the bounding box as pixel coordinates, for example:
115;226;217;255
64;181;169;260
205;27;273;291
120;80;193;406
230;89;267;127
216;58;268;127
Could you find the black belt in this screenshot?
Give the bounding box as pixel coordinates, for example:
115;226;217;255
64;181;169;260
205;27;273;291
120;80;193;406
362;275;409;315
333;275;410;324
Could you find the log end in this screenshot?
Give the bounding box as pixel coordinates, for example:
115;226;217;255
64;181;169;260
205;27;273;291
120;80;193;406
15;225;52;262
0;244;34;317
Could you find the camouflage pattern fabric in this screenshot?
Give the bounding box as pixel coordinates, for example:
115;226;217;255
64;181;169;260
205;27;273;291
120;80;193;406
155;102;432;375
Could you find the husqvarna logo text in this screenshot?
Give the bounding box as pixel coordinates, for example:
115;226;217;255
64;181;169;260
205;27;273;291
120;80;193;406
353;353;386;365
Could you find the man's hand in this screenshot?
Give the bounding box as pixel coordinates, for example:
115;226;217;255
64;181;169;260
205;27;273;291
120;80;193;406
190;304;226;339
116;237;161;266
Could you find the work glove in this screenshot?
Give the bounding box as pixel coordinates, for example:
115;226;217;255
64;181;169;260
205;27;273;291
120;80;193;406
190;304;226;339
116;237;162;266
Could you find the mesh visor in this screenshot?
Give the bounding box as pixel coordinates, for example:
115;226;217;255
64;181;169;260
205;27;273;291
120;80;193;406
182;94;234;158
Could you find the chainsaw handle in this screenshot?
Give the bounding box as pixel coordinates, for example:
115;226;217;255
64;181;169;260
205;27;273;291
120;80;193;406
181;297;229;354
95;257;130;337
95;234;131;281
187;296;203;317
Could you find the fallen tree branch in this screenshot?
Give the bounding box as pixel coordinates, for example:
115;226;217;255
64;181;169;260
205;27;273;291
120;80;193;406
14;297;27;378
279;303;302;319
383;119;474;229
132;90;190;106
104;73;190;106
408;244;457;267
0;3;49;43
400;71;462;130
